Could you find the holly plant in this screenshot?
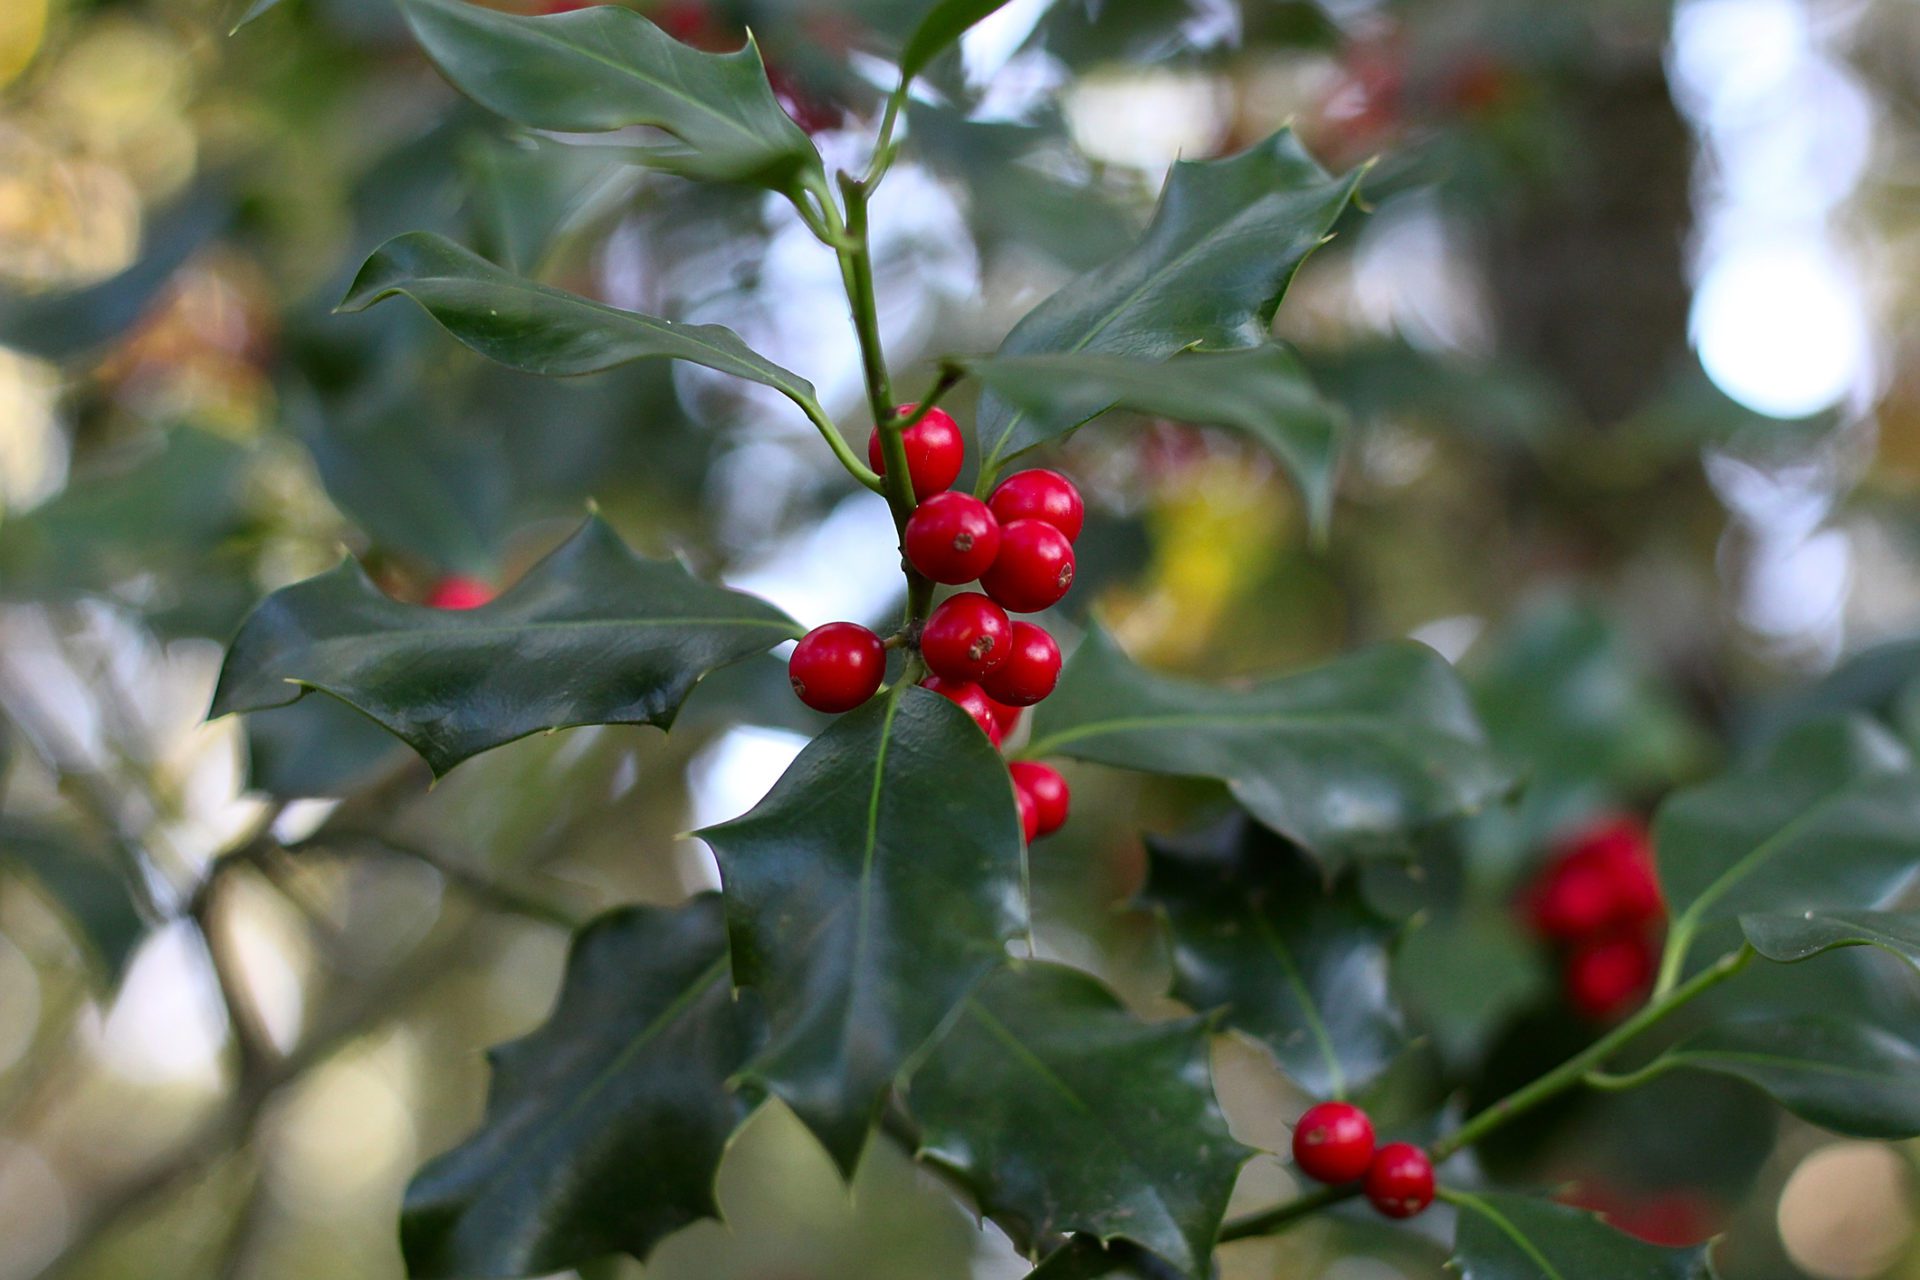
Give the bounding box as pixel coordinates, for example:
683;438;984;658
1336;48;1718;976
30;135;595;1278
193;2;1920;1278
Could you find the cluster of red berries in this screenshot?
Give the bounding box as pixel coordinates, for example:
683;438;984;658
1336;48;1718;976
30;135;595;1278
787;406;1079;843
1290;1101;1435;1219
1523;817;1664;1021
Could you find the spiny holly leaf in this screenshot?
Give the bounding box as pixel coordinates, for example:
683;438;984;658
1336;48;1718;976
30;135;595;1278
1447;1189;1716;1280
340;233;815;401
1140;814;1402;1099
402;895;759;1276
1645;1016;1920;1139
1024;1237;1191;1280
1023;627;1510;868
965;344;1345;534
698;686;1026;1175
1657;715;1920;972
899;0;1016;81
909;963;1249;1279
210;515;797;776
1741;910;1920;967
975;128;1362;472
400;0;823;192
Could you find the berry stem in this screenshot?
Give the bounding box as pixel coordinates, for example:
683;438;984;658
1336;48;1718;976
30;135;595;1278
1216;944;1756;1245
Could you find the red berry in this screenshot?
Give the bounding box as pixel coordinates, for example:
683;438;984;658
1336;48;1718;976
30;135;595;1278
1291;1101;1375;1185
981;622;1060;706
921;592;1013;683
868;405;963;500
905;492;1002;584
1364;1143;1435;1219
1564;932;1655;1021
1528;855;1620;941
1573;818;1663;927
981;520;1075;613
426;576;494;610
788;622;886;713
1015;786;1040;842
922;676;1000;742
1009;761;1069;836
989;469;1084;542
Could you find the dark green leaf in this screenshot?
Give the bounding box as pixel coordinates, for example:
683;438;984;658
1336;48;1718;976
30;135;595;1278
402;895;759;1276
1024;1236;1192;1279
1;823;147;983
210;515;798;776
1649;1016;1920;1139
1023;627;1510;868
910;963;1249;1279
699;686;1026;1174
1657;716;1920;972
400;0;822;191
899;0;1015;81
1141;815;1402;1098
1741;910;1920;967
1447;1189;1715;1280
965;344;1345;533
1394;907;1548;1071
975;128;1361;472
339;232;816;401
465;136;631;275
1469;595;1708;794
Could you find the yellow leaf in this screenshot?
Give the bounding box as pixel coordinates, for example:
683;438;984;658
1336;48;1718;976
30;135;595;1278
0;0;48;88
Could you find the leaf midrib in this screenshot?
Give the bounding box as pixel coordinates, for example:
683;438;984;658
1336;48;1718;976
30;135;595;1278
1450;1192;1568;1280
1672;782;1872;933
1683;1047;1918;1083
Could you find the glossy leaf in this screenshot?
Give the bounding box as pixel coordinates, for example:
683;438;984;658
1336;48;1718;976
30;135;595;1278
1649;1016;1920;1139
1741;910;1920;967
1140;815;1402;1098
965;344;1345;533
900;0;1016;81
402;895;759;1275
910;963;1249;1279
975;128;1362;472
228;0;284;31
400;0;823;191
211;515;797;775
1024;627;1510;867
1447;1189;1715;1280
699;686;1026;1174
340;232;816;401
1657;716;1920;968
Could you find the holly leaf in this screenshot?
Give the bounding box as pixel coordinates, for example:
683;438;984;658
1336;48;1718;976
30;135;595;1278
402;895;759;1276
210;515;798;776
975;128;1362;472
1;823;147;984
698;686;1026;1175
399;0;823;192
1023;627;1510;868
1741;910;1920;968
1447;1189;1716;1280
340;232;816;402
899;0;1016;81
1024;1236;1192;1280
1140;814;1402;1099
964;344;1345;534
1657;716;1920;972
909;963;1249;1279
1642;1016;1920;1139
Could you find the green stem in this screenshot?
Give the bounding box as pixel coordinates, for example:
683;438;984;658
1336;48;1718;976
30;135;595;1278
1218;944;1756;1245
1428;943;1753;1162
1217;1183;1360;1243
832;170;934;628
797;391;884;492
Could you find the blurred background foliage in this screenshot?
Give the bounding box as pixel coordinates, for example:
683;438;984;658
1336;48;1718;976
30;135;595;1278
2;0;1920;1277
